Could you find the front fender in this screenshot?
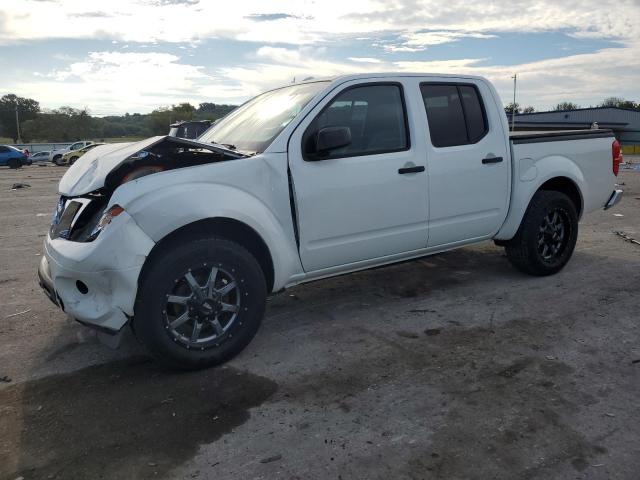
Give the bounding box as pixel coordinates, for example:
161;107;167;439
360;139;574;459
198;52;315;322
111;174;302;291
494;155;586;240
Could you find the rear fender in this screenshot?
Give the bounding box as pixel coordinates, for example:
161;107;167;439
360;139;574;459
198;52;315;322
494;155;585;240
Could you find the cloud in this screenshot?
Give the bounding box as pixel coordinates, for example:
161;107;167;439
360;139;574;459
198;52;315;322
2;0;634;46
1;0;638;113
214;44;640;112
348;57;383;63
70;11;115;18
380;30;496;53
383;31;497;52
245;13;299;22
22;51;229;114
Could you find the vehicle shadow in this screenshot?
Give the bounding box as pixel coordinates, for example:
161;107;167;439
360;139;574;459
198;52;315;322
0;244;511;479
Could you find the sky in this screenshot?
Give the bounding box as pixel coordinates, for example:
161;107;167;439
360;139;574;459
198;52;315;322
0;0;639;115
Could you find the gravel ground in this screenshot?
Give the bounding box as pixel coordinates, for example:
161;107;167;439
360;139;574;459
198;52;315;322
0;161;639;480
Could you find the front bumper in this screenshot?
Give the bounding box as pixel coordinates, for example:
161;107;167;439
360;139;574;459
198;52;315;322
37;211;155;333
604;189;623;210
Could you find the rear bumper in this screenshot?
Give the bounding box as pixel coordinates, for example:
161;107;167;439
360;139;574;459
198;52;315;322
604;189;623;210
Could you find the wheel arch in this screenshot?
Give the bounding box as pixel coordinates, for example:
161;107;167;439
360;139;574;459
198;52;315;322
495;166;585;242
537;176;583;217
139;217;275;293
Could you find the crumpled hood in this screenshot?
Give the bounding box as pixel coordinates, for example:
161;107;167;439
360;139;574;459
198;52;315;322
58;136;243;196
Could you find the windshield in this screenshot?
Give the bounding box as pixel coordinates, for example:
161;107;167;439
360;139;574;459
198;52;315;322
198;81;329;154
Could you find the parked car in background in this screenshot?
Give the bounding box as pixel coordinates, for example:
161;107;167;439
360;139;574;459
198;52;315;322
0;145;30;168
60;143;105;166
38;73;623;369
30;151;51;162
169;120;212;139
51;140;93;165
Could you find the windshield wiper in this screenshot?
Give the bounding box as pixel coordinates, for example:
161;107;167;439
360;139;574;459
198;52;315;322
207;140;236;150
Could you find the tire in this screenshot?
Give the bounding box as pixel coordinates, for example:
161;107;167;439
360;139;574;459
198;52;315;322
69;156;79;165
134;236;267;370
505;190;578;276
8;158;21;169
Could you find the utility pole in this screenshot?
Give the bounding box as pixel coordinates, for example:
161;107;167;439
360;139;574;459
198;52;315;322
511;73;517;132
15;105;22;143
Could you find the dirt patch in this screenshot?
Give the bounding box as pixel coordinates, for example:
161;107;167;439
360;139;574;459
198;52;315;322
276;316;611;479
0;358;277;480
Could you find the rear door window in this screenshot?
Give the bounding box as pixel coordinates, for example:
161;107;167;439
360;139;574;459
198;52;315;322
460;85;487;143
420;83;488;148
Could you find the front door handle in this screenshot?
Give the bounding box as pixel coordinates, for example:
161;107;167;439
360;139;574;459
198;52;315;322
482;156;503;164
398;165;425;174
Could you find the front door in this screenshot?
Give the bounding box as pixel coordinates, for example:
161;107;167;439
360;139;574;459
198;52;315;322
288;80;429;272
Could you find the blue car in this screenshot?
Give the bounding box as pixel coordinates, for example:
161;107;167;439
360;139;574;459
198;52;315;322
0;145;30;168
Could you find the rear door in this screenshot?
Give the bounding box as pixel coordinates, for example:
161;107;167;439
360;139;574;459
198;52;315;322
288;80;429;272
420;79;510;246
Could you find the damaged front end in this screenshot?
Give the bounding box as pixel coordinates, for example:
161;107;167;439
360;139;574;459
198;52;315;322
54;135;246;243
41;136;246;347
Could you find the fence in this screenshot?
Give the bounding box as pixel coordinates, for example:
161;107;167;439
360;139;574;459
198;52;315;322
10;143;73;153
622;145;640;155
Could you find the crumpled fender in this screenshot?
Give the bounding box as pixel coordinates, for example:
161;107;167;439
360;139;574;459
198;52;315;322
110;158;302;291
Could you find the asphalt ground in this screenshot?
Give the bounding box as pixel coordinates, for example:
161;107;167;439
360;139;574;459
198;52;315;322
0;160;639;480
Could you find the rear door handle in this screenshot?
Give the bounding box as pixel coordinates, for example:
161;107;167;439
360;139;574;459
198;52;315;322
398;165;425;174
482;156;503;164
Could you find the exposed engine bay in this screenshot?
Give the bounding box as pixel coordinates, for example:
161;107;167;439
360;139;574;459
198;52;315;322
51;136;246;243
105;136;246;192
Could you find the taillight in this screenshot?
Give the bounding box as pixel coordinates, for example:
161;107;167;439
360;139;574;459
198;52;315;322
612;139;622;176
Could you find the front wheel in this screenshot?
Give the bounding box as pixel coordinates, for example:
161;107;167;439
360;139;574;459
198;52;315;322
53;155;64;166
504;190;578;276
134;236;267;370
69;156;79;165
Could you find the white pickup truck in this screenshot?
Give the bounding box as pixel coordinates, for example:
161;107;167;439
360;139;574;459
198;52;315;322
38;73;623;369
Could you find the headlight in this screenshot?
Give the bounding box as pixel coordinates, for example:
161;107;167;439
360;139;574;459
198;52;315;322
51;197;65;226
89;204;125;240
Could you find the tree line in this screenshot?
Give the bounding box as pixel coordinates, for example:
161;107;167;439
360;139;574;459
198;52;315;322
2;92;639;143
504;97;640;115
0;94;237;143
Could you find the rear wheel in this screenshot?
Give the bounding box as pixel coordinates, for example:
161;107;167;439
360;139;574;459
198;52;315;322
69;156;79;165
53;155;64;166
505;191;578;276
134;236;267;370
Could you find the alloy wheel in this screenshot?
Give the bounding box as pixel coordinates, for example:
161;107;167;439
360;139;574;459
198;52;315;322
163;264;241;349
537;208;569;262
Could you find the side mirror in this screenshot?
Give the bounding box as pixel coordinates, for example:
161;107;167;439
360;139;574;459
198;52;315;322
315;126;351;155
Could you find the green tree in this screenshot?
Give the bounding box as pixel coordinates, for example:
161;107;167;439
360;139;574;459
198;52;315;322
599;97;639;110
0;94;40;142
198;102;217;113
172;102;196;120
554;102;580;111
146;106;174;135
21;107;94;142
522;106;535;113
504;102;521;115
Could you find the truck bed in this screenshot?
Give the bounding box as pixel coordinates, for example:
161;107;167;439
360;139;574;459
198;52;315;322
510;129;614;144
